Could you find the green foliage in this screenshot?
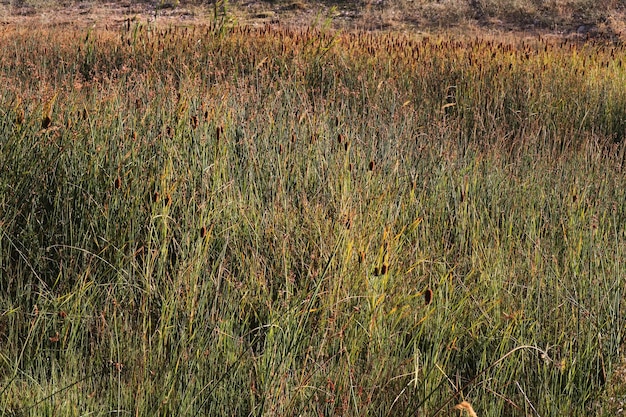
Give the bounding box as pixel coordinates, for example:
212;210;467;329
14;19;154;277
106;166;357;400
1;22;626;416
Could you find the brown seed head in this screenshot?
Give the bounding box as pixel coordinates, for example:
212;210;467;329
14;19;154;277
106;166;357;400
15;108;24;125
424;288;433;306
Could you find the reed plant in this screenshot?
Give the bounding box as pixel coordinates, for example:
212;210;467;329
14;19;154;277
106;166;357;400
1;21;626;416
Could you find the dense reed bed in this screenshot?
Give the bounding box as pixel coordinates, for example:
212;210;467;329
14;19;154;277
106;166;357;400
1;21;626;416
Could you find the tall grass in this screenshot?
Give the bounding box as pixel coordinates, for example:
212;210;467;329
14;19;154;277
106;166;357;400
1;21;626;416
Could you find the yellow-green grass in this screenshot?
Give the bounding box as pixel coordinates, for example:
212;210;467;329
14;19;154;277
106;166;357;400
1;21;626;416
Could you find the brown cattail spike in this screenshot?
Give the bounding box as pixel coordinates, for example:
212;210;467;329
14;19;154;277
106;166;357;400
114;177;122;190
424;288;433;306
14;102;24;125
42;93;57;129
369;161;375;171
41;115;51;129
200;226;207;238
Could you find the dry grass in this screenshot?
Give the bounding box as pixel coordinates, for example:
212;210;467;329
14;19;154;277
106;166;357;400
0;0;624;37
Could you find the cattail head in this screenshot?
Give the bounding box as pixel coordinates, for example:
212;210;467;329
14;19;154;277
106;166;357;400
591;214;598;229
424;288;433;306
369;160;375;171
41;115;51;129
114;176;122;190
200;225;207;238
358;251;365;264
15;107;24;125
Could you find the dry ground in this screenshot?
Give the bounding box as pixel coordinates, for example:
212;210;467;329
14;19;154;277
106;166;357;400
0;0;624;41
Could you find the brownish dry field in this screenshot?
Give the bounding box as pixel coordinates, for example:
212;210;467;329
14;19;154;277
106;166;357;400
0;0;625;40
